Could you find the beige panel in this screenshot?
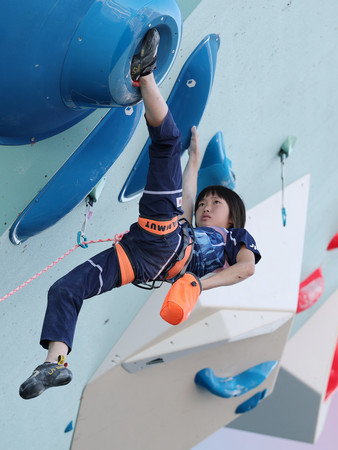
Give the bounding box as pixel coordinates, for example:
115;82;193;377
72;319;292;450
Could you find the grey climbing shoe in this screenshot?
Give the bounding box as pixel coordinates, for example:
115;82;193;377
19;355;72;399
131;28;160;85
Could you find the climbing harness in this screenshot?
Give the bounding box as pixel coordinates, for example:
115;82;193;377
164;218;195;280
132;218;195;290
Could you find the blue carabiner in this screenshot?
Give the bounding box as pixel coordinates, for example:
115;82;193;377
282;207;287;227
77;231;88;248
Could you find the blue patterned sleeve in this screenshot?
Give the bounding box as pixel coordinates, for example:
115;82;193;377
225;228;261;266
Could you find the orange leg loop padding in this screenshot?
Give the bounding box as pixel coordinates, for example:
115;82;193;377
115;243;135;286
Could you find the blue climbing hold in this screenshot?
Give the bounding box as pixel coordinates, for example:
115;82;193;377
64;421;73;433
197;131;236;194
235;389;268;414
194;361;277;398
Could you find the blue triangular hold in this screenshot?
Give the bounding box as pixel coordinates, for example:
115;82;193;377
64;421;73;433
197;131;236;195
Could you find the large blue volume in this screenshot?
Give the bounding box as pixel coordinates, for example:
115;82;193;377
119;33;220;202
194;361;277;398
9;105;143;244
0;1;181;145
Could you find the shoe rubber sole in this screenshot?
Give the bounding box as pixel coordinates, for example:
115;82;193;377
19;362;72;399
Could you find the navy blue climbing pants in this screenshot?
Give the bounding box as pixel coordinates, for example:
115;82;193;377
40;110;184;352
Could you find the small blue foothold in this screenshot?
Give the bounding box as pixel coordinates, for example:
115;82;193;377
65;421;73;433
235;389;268;414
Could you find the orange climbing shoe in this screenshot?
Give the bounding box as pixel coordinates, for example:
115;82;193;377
160;272;202;325
131;28;160;85
19;355;72;400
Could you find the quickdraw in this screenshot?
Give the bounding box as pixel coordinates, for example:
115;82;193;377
278;136;296;227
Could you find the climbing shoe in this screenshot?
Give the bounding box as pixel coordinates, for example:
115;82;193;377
19;355;72;400
131;28;160;85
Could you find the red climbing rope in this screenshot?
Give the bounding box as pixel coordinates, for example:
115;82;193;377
0;234;127;303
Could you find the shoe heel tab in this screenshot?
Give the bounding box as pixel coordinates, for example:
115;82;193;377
58;355;66;365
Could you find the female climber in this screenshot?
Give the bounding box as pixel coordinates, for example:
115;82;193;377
19;28;261;400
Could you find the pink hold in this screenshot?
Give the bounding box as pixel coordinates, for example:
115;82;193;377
297;267;324;313
325;339;338;401
327;232;338;251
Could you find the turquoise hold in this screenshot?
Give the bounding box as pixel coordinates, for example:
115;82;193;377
197;131;236;195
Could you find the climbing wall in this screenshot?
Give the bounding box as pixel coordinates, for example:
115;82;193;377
1;0;338;449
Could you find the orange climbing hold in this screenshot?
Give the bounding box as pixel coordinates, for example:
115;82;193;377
297;267;324;313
